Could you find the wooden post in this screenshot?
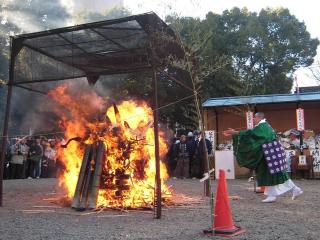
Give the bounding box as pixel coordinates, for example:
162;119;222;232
152;68;161;219
201;131;210;196
214;108;219;146
198;96;210;197
0;84;12;207
0;37;20;207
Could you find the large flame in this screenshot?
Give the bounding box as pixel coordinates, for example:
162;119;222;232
48;83;170;208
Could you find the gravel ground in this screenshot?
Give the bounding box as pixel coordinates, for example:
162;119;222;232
0;178;319;240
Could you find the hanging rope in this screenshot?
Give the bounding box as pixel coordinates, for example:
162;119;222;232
1;25;204;141
0;91;198;139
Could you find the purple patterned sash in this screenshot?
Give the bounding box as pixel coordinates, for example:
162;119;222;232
262;140;287;174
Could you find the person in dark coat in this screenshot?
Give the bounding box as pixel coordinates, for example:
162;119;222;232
193;131;212;178
186;132;197;178
28;138;43;179
174;135;190;178
166;137;178;177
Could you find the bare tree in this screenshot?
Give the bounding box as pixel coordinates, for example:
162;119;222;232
308;57;320;83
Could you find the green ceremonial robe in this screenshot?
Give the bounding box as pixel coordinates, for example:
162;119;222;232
232;122;290;186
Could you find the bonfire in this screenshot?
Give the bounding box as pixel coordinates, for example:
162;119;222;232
48;84;171;209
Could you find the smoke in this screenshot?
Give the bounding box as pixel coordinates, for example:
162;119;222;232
1;0;132;137
9;79;69;133
9;76;126;136
0;0;70;34
9;86;58;136
93;74;129;101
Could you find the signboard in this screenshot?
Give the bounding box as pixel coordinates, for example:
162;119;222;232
296;108;305;131
298;155;307;165
310;149;320;172
205;130;215;156
215;151;235;179
246;111;254;129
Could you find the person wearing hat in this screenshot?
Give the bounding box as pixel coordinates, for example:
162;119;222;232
193;131;212;178
224;112;303;203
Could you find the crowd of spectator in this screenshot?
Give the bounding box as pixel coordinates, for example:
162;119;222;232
166;130;212;179
3;131;212;181
2;136;63;180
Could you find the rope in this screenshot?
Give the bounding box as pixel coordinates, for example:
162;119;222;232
0;92;198;139
0;131;65;140
0;127;247;140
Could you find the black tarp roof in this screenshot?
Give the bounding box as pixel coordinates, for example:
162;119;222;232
9;12;189;92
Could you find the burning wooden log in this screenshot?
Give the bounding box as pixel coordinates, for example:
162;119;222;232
71;144;91;210
78;144;96;210
88;141;105;209
71;141;105;211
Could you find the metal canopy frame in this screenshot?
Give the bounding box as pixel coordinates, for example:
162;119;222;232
0;12;194;219
7;12;189;89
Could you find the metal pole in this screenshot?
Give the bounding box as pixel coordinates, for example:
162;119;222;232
0;37;16;207
0;84;13;207
152;68;161;219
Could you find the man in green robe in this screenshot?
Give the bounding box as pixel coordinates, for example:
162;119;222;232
223;112;303;203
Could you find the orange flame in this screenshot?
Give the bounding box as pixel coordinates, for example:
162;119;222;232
48;83;170;208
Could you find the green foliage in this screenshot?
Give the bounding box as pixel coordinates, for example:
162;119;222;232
203;7;318;95
151;7;318;130
102;7;319;131
0;4;318;135
162;15;232;130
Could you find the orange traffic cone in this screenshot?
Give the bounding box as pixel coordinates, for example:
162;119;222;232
204;169;246;237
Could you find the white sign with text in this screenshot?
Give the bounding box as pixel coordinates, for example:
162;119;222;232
205;130;215;156
296;108;305;131
298;155;307;165
310;149;320;172
215;150;235;179
246;111;254;129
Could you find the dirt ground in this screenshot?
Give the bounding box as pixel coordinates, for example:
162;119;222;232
0;178;319;240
